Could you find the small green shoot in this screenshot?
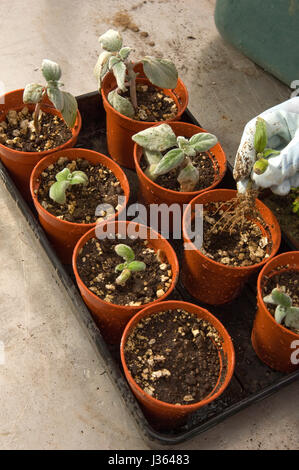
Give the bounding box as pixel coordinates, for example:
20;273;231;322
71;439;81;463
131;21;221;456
49;167;88;204
263;287;299;330
114;244;146;286
23;59;78;132
253;118;280;175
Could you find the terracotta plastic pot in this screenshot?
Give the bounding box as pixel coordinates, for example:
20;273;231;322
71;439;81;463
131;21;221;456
0;89;82;199
182;189;281;305
252;251;299;373
133;121;227;230
101;64;188;169
30;148;130;264
73;221;179;344
120;300;235;429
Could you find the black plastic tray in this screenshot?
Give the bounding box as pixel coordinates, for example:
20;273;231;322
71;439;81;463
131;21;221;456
1;91;298;448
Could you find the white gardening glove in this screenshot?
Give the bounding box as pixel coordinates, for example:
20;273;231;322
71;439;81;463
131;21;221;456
234;97;299;195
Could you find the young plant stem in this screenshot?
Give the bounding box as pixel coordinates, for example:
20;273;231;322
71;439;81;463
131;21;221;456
126;61;138;110
33;101;41;134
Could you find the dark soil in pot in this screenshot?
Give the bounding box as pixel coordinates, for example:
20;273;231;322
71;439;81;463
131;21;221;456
77;237;173;306
262;270;299;335
262;192;299;247
120;84;177;122
124;308;222;404
36;157;124;223
199;201;271;266
141;149;218;192
0;107;72;152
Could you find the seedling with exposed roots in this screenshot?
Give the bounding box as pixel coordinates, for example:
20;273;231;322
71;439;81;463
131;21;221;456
263;287;299;330
114;244;146;286
132;123;218;192
94;29;178;118
23;59;78;133
290;187;299;215
253;118;280;175
49;167;88;204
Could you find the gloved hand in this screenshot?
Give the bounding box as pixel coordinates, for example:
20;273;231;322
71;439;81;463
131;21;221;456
233;97;299;195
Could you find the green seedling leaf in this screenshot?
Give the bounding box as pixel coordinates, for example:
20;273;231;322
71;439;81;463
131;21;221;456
41;59;62;82
56;167;70;182
253;158;269;175
275;305;288;325
108;90;135;118
115;244;135;263
127;261;146;272
47;85;64;111
23;83;44;104
293;197;299;215
132;124;177;152
285;307;299;330
271;288;292;308
60;91;78;128
116;268;131;286
69;171;89;186
189;133;218;152
153;148;184;176
119;47;131;61
144;148;162;165
49;180;70;205
94;51;114;90
111;59;127;92
142;56;178;89
99;29;122;52
177;163;199;192
263;148;280;159
177;136;196;157
254;117;267;153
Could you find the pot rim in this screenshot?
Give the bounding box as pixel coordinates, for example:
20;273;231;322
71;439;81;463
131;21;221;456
257;251;299;338
72;221;180;311
101;73;188;125
133;121;227;197
30;147;130;229
182;189;281;272
120;300;235;411
0;88;82;157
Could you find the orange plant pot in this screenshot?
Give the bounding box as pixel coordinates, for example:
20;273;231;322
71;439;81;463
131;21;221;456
133;121;227;209
0;89;82;199
101;64;188;169
30;148;130;264
72;221;179;344
182;189;281;305
120;300;235;429
252;251;299;373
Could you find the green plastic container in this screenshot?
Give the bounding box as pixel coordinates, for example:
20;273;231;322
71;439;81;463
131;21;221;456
215;0;299;87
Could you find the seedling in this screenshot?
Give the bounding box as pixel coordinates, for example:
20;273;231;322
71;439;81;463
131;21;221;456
94;29;178;118
253;118;280;175
263;287;299;330
114;244;146;286
49;167;88;204
23;59;78;133
132;123;218;191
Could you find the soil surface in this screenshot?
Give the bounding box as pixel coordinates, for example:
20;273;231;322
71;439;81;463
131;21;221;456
262;192;299;248
77;237;173;306
263;270;299;335
37;157;124;224
141;149;217;192
199;201;270;266
0;107;72;152
125;309;222;404
121;84;177;122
